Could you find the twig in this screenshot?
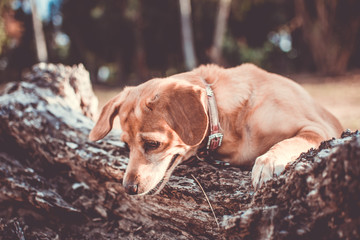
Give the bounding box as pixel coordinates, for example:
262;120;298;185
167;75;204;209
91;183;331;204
191;174;220;229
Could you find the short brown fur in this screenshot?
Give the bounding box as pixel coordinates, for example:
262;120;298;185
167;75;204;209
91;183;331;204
90;63;343;194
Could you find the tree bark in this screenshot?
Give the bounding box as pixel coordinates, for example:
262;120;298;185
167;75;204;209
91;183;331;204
0;63;359;239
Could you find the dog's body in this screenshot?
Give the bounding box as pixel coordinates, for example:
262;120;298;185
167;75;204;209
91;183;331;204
90;64;343;195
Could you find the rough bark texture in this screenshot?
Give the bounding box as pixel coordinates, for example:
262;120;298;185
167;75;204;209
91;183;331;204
0;63;359;239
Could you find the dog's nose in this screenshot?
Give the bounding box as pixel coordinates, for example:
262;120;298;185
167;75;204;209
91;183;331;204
125;183;138;195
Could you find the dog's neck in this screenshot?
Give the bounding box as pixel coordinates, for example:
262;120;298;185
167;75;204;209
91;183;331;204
201;78;223;152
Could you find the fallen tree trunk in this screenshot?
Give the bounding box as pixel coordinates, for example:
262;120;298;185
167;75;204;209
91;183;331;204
0;63;359;239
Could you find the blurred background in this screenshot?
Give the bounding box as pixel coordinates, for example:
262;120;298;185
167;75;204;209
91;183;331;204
0;0;359;129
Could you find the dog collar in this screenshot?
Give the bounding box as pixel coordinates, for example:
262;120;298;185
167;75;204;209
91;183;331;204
202;79;223;151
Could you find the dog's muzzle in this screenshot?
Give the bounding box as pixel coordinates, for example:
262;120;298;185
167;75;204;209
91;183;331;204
147;154;180;195
124;154;180;195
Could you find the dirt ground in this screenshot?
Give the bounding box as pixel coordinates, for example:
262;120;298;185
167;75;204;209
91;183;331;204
293;72;360;131
93;72;360;131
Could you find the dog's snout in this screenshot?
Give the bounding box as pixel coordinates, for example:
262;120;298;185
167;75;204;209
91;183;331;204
125;183;138;195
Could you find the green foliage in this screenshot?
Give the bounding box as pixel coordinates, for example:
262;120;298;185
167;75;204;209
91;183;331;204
223;33;274;67
231;0;265;21
1;0;359;83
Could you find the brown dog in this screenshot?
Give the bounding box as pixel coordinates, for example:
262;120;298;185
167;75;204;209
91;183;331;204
89;64;343;195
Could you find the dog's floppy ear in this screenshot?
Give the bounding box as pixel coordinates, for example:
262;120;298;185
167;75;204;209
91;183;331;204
158;85;208;146
89;88;131;141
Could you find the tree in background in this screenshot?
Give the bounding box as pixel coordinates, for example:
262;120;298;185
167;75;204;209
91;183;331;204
0;0;26;81
295;0;360;75
0;0;23;56
179;0;197;70
1;0;360;84
209;0;232;65
61;0;128;84
30;0;48;62
128;0;148;83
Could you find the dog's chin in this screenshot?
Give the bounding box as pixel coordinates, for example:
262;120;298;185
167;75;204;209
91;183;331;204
141;154;181;196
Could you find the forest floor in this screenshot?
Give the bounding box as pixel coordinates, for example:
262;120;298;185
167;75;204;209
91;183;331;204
93;71;360;131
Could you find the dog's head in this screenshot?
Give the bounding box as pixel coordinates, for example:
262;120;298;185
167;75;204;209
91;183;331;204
89;78;209;195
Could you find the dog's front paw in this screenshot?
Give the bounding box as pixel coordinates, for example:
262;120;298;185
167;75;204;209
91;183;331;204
251;152;287;190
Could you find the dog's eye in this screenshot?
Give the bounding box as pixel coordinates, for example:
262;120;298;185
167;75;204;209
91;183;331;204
144;141;160;152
